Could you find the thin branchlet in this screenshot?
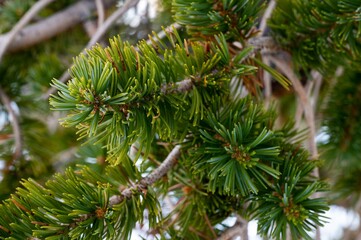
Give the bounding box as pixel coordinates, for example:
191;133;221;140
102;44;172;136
109;145;181;207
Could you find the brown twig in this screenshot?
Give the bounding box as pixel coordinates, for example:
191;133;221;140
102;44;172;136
0;0;55;63
0;88;22;161
204;213;217;239
189;226;212;240
109;145;181;207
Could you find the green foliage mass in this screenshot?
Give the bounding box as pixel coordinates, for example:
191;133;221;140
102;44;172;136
3;0;361;239
173;0;263;41
49;30;280;166
0;163;160;240
0;23;88;200
47;23;326;238
321;70;361;206
269;0;361;71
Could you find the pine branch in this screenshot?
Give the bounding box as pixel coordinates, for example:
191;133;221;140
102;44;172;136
160;78;194;94
109;145;181;206
47;22;181;100
0;1;335;239
42;0;140;99
173;0;263;41
268;0;361;70
268;54;323;240
0;88;22;161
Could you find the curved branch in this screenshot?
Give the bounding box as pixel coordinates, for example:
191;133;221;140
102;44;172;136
257;0;277;108
258;0;276;36
0;88;22;161
269;56;319;162
85;0;140;50
0;0;55;63
95;0;105;27
0;0;116;54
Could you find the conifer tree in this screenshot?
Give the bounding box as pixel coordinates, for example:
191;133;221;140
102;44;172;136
0;0;360;239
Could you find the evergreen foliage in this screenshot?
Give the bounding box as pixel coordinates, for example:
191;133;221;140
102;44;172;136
0;0;360;239
321;70;361;206
173;0;263;41
268;0;361;70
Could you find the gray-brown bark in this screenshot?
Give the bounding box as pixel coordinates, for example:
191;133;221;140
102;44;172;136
0;0;115;53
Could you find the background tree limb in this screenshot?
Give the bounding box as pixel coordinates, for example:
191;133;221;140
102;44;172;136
0;0;116;54
0;0;55;62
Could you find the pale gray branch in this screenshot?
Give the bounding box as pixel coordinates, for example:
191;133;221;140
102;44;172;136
258;0;276;36
311;70;323;113
83;20;98;37
263;57;272;108
248;36;278;51
161;79;194;94
0;0;116;54
269;56;318;161
257;0;277;109
0;0;55;63
95;0;105;27
140;145;181;186
85;0;140;50
269;56;322;240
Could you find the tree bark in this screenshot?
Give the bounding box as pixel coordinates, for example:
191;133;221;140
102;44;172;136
0;0;115;53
